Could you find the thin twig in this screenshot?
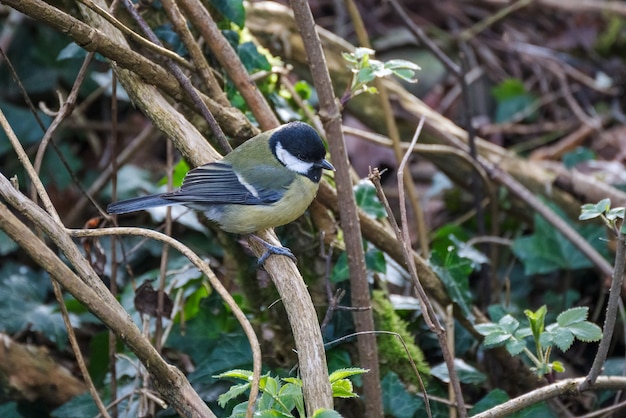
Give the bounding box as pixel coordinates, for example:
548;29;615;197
370;117;467;418
579;231;626;391
120;0;231;153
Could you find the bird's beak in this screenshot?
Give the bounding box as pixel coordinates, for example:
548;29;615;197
318;159;335;171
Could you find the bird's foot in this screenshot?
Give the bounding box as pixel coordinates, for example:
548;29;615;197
248;234;297;266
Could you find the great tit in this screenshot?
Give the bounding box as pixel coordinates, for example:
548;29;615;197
107;121;334;262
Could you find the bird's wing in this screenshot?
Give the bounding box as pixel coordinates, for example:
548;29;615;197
162;162;288;205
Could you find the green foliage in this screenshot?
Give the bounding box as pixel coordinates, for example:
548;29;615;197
372;290;429;387
512;202;609;274
491;78;537;123
341;47;420;103
210;0;245;27
475;305;601;377
470;389;556;417
430;359;486;385
354;180;386;219
429;237;480;323
381;372;424;418
580;198;626;234
331;241;386;283
0;263;78;350
562;147;596;169
214;368;365;417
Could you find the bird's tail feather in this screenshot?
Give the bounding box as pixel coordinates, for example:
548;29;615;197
107;194;176;214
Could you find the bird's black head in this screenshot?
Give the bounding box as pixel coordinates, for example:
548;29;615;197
270;122;334;182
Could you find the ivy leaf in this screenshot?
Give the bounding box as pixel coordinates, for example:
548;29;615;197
354;180;386;219
381;372;423;418
209;0;245;27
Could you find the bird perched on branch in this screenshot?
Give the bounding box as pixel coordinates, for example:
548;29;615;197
107;121;334;264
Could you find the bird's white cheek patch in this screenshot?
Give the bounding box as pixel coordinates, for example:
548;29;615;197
276;142;313;174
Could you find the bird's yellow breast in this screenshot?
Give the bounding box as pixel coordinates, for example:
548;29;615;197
216;176;319;234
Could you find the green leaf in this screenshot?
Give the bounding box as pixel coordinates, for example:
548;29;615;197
430;249;475;322
210;0;245;27
330;252;349;283
238;42;271;73
552;361;565;373
471;389;509;415
0;230;18;256
353;47;375;59
556;306;589;327
506;338;527;356
213;369;253;381
482;331;512;347
313;409;344;418
525;305;547;341
568;321;602;342
331;379;358;398
217;382;250;408
499;314;520;334
430;359;486;384
354;180;386;219
512;203;608;275
491;78;537;123
0;102;51;156
51;394;99;418
57;42;87;61
381;372;423;418
606;207;625;221
474;323;502;336
562;147;596;169
328;367;368;382
548;327;574;352
383;59;421;70
365;246;386;274
579;198;611;221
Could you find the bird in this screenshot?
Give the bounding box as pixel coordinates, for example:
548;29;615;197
107;121;334;264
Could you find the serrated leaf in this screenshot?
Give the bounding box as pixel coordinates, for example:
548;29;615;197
475;323;502;336
331;379;357;398
506;339;527;356
483;331;512;347
552;328;575;352
568;321;602;342
313;409;344;418
328;367;368;382
499;314;520;334
556;306;589;327
213;369;253;381
259;375;280;395
217;382;250;408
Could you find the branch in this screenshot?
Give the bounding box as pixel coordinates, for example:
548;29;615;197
287;0;381;415
0;180;214;417
473;376;626;418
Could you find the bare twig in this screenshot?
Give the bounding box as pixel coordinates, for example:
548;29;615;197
579;231;626;391
288;0;379;415
370;118;467;418
120;0;231;153
473;376;626;418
